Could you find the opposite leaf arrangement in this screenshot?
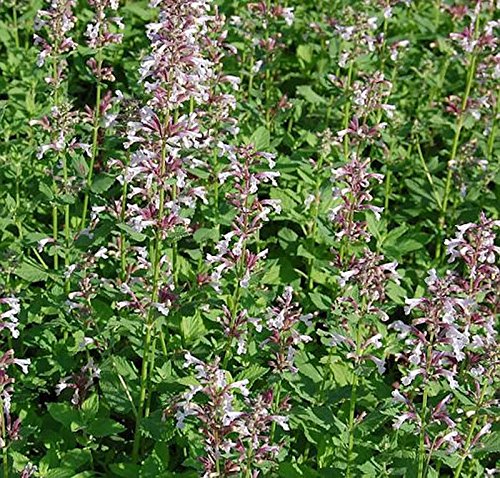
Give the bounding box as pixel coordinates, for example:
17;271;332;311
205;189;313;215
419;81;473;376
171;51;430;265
0;0;498;477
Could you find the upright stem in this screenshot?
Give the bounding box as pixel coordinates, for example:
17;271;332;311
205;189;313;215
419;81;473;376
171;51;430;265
453;384;488;478
486;89;498;162
383;169;392;211
417;331;435;478
63;159;70;269
417;385;429;478
346;316;363;478
81;51;103;230
132;121;168;461
12;3;20;50
343;61;354;159
120;178;129;281
270;380;282;443
51;55;60;270
438;15;480;258
307;153;325;290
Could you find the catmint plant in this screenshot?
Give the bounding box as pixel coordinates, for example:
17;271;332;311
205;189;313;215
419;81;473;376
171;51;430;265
174;352;288;477
122;0;217;459
325;152;399;477
390;213;499;478
0;297;30;474
32;0;85;272
207;143;280;360
80;0;124;229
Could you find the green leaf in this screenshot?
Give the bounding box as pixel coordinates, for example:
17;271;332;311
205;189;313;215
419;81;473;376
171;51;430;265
47;403;82;430
297;44;313;63
15;261;48;283
250;126;270;150
109;463;141;478
39;182;54;200
309;292;332;311
46;469;76;478
193;227;219;243
87;418;126;437
180;313;206;344
91;174;115;194
81;394;99;421
117;223;147;242
72;156;89;178
296;85;327;105
236;364;268;384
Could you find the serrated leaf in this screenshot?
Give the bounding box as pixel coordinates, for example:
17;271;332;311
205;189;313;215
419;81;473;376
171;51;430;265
180;313;206;344
87;418;126;437
250;126;270;150
296;85;326;104
91;174;115;193
81;394;99;421
15;261;48;283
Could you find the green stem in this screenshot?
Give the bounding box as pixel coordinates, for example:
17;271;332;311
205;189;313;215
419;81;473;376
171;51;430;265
417;385;429;478
438;16;480;257
417;329;435;478
486;89;499;162
415;141;442;209
63;155;71;293
81;51;103;230
342;61;354;160
270;381;282;443
120;179;128;281
52;201;59;270
453;384;489;478
248;54;255;99
132;323;152;461
346;372;358;478
384;169;392;212
132;120;169;462
12;2;19;49
51;54;60;271
307;153;326;290
346;317;363;478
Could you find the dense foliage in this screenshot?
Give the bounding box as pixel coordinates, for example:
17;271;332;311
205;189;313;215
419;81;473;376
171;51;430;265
0;0;498;477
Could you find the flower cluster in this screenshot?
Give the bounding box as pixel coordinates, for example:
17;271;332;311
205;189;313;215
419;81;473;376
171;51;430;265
33;0;77;76
0;297;20;338
175;353;287;477
390;213;499;458
85;0;124;81
208;144;280;291
338;249;400;319
0;297;30;449
329;154;384;241
140;0;213;110
56;359;100;406
175;353;250;477
262;286;313;374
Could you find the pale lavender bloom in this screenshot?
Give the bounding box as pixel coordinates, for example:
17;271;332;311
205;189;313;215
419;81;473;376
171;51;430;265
391;213;499;456
20;464;37;478
207;144;280;291
33;0;77;77
140;0;213;110
85;0;123;53
0;335;30;448
56;359;100;407
0;297;20;338
174;355;250;476
262;287;314;374
329;154;384;241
